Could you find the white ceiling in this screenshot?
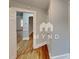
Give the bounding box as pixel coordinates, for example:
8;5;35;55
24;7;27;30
10;0;69;11
14;0;50;11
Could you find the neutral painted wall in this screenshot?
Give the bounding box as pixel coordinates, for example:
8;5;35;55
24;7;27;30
48;0;70;56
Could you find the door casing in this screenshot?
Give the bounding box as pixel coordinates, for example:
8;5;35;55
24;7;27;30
9;7;37;59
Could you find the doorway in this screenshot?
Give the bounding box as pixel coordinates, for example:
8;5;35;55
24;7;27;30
16;11;50;59
16;12;34;58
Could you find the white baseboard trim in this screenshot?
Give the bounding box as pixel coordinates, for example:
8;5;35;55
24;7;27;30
33;41;47;49
50;53;70;59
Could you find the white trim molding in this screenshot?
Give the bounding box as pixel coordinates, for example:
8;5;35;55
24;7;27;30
50;53;70;59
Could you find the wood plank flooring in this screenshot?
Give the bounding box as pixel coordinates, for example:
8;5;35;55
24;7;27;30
16;32;50;59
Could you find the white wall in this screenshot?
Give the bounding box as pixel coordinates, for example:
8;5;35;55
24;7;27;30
48;0;70;56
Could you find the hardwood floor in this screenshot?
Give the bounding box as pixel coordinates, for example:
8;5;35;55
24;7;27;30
16;32;50;59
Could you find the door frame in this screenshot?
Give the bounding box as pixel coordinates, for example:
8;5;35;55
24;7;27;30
14;7;37;49
9;7;37;59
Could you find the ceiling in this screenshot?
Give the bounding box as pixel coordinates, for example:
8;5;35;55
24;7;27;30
13;0;50;11
10;0;69;11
